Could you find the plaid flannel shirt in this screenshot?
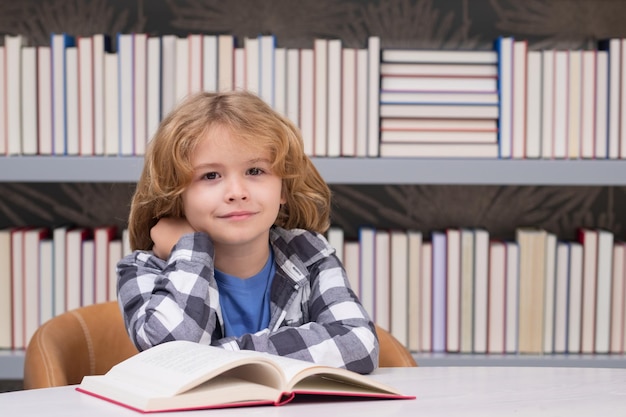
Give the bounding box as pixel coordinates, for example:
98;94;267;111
117;227;379;374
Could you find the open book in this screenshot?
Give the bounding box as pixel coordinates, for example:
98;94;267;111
76;340;414;413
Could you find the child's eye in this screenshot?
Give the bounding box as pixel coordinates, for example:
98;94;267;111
247;167;264;176
201;172;219;180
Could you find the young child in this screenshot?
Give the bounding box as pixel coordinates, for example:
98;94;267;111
117;90;379;374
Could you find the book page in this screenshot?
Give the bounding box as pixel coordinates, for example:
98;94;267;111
106;340;280;396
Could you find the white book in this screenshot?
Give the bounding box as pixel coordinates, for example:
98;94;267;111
273;48;286;116
367;36;381;157
379;142;499;158
341;48;357;156
94;226;116;304
595;230;614;353
497;37;513;158
92;34;108;155
5;35;23;155
542;233;557;353
606;39;620;159
380;62;498;77
51;33;74;155
108;240;123;301
473;229;489;353
579;228;597;353
175;37;189;104
382;49;498;64
134;33;148;155
146;36;161;143
0;46;5;155
380;91;499;105
314;39;328;157
595;50;609;159
580;50;596;159
420;242;433;352
218;34;234;92
122;229;131;258
381;76;497;93
104;52;119;155
65;46;79;155
375;230;391;331
11;230;25;348
53;226;68;316
553;242;570;353
233;47;245;91
343;241;360;298
202;35;218;93
567;242;584;352
66;229;89;311
487;241;506;353
326;39;342;157
39;239;54;328
285;48;300;126
188;34;203;95
611;38;626;159
540;49;555;159
504;241;519;353
446;229;461;353
78;36;94;155
567;50;582;159
0;230;12;348
299;49;314;156
358;228;375;319
21;46;38;155
355;49;369;157
380;130;497;144
382;119;498;132
161;35;177;118
24;229;48;347
390;230;409;347
459;229;475;353
259;35;275;107
245;37;259;95
82;240;95;306
610;243;625;353
431;231;446;353
380;103;499;119
407;230;423;352
552;51;568;159
326;227;344;262
118;34;134;155
525;50;541;159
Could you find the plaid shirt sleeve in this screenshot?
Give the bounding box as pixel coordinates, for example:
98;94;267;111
117;232;222;350
215;229;379;374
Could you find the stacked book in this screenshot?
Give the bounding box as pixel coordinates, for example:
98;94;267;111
378;48;500;158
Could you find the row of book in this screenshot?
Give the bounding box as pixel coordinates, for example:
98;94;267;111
0;33;381;158
327;226;626;355
3;33;626;159
0;226;131;350
3;224;625;354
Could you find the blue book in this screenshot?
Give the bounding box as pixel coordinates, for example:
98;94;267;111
50;32;75;155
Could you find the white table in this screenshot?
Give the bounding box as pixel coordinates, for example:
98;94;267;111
2;367;626;416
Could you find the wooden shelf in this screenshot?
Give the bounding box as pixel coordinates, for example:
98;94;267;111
2;156;626;185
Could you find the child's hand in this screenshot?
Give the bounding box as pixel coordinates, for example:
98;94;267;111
151;217;196;259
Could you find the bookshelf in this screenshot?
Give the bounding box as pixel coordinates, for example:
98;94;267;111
3;156;626;185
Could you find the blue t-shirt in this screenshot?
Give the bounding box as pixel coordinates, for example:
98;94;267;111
214;249;275;338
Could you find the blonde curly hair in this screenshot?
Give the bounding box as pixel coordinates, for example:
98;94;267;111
128;90;331;251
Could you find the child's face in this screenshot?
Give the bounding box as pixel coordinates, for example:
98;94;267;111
182;125;286;251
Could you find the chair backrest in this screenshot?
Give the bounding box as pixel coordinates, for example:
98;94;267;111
24;302;415;389
23;301;138;389
375;325;417;367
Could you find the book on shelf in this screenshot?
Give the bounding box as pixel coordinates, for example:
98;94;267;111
380;103;499;119
76;340;413;413
327;38;342;157
567;242;584;353
380;130;497;144
504;241;519;353
459;229;475;354
380;75;497;93
495;36;513;159
472;229;489;354
567;50;582;160
510;39;527;159
487;241;506;353
446;229;461;353
374;230;391;330
380;62;498;77
390;230;409;347
0;229;11;348
379;142;499;158
381;117;498;131
540;49;555;160
610;242;626;354
381;49;498;64
380;91;499;105
0;45;5;155
5;35;24;156
431;231;446;353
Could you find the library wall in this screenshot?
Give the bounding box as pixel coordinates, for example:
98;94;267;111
2;0;626;241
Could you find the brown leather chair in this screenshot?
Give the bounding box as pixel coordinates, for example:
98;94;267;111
23;301;415;389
